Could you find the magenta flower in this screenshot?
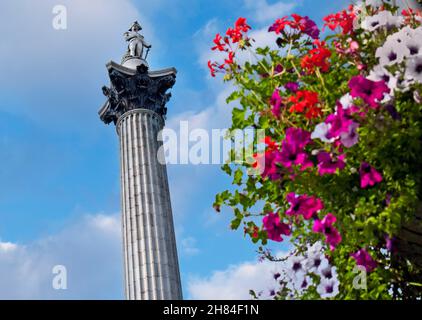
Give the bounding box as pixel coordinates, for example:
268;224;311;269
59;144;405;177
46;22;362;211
325;104;353;139
279;128;313;170
254;150;283;181
348;76;389;108
340;122;359;148
351;249;378;272
285;82;299;93
263;212;291;242
285;127;311;149
286;193;324;220
270;89;282;118
317;152;346;175
300;16;320;39
360;162;383;188
313;213;342;250
279;143;313;170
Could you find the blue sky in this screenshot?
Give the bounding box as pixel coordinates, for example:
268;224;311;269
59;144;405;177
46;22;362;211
0;0;349;299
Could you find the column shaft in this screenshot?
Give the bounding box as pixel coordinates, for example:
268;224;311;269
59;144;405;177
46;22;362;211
118;109;182;300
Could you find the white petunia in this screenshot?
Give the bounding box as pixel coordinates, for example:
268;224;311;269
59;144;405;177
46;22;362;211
368;64;398;92
285;255;306;280
405;55;422;83
365;0;385;8
339;93;354;109
305;252;330;274
376;40;409;66
318;265;338;281
311;123;335;143
317;277;340;299
361;11;403;32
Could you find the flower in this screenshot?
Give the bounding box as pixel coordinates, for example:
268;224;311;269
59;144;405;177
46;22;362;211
235;17;251;33
365;0;384;8
285;82;299;93
325;104;353;139
339;93;355;111
286;193;324;220
208;60;217;77
224;51;235;65
351;248;378;272
262;212;291;242
253;138;283;180
279;128;313;170
323;6;356;35
317;277;339;299
288;90;321;119
376;40;409;67
361;11;403;32
291;14;320;39
269;15;320;39
270;88;282;117
268;16;290;34
360;162;383;188
285;255;306;279
340;122;359;148
317;152;346;176
226;17;251;43
312;213;342;250
211;33;227;52
301;40;331;74
348;75;389;108
306;249;330;273
405;55;422;83
319;265;338;281
311;122;335;143
368;64;398;93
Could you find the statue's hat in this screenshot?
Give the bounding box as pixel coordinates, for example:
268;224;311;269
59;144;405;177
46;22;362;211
129;21;142;31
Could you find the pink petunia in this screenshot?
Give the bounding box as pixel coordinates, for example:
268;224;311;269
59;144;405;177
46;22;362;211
348;76;389;109
351;248;378;272
360;162;383;188
286;193;324;220
317;152;346;175
313;213;342;250
263;212;291;242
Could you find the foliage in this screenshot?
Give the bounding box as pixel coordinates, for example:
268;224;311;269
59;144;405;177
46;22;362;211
209;1;422;299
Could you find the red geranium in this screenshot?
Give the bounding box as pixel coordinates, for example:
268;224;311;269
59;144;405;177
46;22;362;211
323;5;356;35
287;90;321;119
301;40;331;74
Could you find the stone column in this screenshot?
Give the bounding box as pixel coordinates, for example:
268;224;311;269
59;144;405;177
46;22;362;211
117;109;182;300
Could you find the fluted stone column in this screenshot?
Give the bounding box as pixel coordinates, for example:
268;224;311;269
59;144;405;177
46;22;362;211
117;109;182;300
98;22;182;300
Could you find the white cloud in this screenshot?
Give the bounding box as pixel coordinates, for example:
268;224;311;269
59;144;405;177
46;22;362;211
0;0;155;128
0;213;123;299
244;0;297;25
181;237;200;256
187;256;287;300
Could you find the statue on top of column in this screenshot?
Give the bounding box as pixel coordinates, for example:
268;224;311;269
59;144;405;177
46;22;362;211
124;21;151;60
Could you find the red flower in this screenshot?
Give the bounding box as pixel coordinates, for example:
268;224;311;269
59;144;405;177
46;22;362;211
224;51;235;65
287;90;321;119
208;60;217;77
301;40;331;74
226;17;251;43
268;16;290;34
211;33;227;52
234;17;251;33
323;5;356;35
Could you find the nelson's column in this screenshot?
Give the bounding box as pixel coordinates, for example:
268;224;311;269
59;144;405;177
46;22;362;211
99;21;182;300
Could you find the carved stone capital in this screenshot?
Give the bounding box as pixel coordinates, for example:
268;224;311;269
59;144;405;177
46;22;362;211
99;61;176;125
